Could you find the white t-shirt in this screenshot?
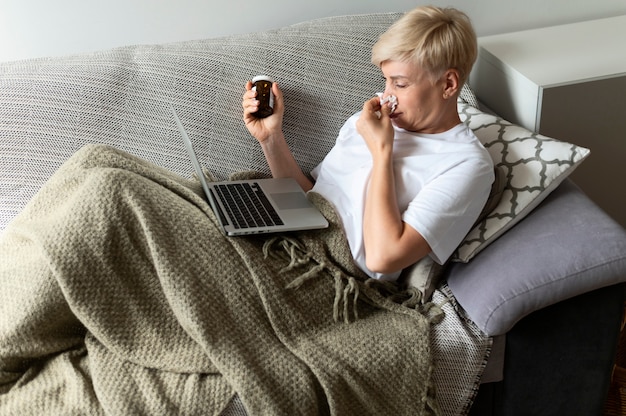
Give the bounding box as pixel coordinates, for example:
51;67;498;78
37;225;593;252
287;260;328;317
310;112;494;281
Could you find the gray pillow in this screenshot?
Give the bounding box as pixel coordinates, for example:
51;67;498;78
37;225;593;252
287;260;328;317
446;180;626;336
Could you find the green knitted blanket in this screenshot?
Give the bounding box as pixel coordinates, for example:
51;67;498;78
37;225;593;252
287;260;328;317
0;145;439;415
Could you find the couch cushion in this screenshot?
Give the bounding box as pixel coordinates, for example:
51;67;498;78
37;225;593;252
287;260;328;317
453;103;590;262
447;179;626;336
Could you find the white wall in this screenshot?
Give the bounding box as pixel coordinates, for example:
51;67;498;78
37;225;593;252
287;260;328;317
2;0;626;62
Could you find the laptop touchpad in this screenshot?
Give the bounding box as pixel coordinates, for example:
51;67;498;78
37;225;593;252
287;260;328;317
271;192;311;210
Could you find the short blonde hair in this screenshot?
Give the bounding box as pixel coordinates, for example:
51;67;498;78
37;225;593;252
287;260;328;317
371;6;477;86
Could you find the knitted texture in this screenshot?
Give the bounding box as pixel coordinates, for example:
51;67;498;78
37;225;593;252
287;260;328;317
0;145;439;415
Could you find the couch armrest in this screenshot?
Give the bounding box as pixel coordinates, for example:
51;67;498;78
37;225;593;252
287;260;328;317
446;179;626;336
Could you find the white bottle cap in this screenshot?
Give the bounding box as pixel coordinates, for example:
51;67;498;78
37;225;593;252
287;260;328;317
252;75;274;83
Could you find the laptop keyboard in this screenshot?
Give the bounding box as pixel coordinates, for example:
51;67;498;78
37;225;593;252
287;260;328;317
214;182;284;229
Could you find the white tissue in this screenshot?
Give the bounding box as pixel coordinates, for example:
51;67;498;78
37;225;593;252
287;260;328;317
376;92;398;114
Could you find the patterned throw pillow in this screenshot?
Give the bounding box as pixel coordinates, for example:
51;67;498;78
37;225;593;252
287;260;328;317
453;103;590;262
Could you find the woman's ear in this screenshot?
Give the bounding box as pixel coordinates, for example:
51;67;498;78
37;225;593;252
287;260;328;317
442;69;460;99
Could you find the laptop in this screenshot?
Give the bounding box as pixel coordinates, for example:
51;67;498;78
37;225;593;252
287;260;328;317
171;107;329;236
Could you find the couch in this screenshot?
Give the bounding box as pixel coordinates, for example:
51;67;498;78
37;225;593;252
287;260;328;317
1;12;626;416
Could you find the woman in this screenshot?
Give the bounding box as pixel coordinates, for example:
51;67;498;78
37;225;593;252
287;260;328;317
242;6;494;281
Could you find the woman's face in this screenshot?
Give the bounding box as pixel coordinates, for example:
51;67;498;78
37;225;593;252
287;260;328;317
380;60;456;134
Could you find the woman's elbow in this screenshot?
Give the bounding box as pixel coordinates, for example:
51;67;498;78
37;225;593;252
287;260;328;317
365;245;431;275
365;254;401;275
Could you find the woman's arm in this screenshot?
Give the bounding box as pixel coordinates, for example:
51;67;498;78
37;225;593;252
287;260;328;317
356;97;431;274
242;81;313;191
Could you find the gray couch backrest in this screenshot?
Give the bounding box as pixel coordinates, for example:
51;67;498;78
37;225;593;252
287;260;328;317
0;13;404;230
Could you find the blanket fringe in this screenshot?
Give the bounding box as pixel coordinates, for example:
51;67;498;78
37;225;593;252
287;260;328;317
365;279;445;325
263;236;312;272
333;272;360;323
263;236;444;325
264;237;361;323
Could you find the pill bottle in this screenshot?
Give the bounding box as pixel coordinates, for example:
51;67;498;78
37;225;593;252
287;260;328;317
252;75;274;118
